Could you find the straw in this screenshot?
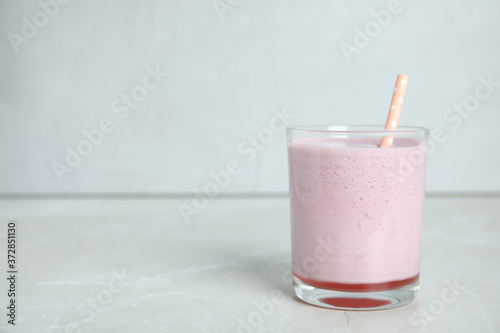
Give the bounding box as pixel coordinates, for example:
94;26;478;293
379;74;409;148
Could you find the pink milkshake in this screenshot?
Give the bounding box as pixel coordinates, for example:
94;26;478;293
287;125;429;310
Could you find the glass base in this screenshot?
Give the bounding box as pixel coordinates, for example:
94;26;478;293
293;276;419;311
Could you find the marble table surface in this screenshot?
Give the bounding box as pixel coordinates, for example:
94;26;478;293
0;196;499;333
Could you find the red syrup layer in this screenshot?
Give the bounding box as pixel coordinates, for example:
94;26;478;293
295;273;419;292
319;297;392;309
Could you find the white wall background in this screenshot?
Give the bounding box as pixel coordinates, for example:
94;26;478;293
0;0;499;195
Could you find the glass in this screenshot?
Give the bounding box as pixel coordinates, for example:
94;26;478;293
287;125;429;310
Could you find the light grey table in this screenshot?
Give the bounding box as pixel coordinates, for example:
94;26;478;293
0;196;498;333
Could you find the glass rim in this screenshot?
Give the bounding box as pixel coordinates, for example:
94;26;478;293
287;125;429;135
